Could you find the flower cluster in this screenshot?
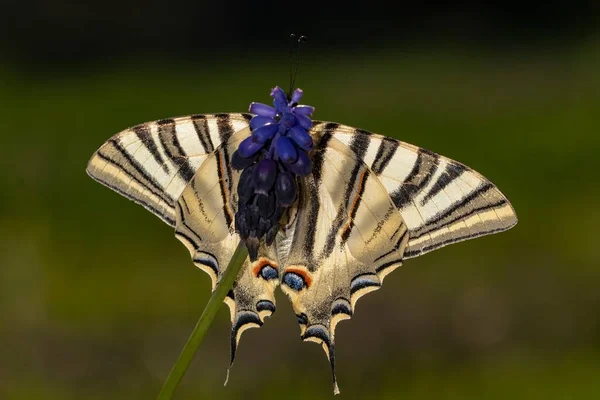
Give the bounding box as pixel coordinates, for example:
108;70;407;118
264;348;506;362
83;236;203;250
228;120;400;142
232;87;314;260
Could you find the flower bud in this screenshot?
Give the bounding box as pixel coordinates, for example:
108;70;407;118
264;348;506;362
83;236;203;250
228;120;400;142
246;204;260;227
250;115;275;130
275;172;297;207
295;113;313;130
257;216;270;237
280;112;296;128
257;192;276;219
249;102;276;117
235;211;249;239
291;88;303;104
231;150;256;170
288;126;313;151
270;206;284;223
288;149;312;176
294;105;314;116
270;86;288;103
275;136;298;164
238;136;264;158
237;166;255;203
265;223;280;246
253;159;278;194
252;123;278;144
246;236;259;261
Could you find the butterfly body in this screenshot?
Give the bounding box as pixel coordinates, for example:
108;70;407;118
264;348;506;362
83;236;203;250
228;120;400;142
88;98;516;394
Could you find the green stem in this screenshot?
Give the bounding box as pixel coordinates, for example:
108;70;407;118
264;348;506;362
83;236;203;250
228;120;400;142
157;240;248;400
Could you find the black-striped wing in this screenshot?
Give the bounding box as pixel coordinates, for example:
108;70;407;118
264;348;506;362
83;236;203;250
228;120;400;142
87;112;279;376
276;122;517;394
278;129;409;394
325;123;518;258
88;114;517;395
86;113;251;225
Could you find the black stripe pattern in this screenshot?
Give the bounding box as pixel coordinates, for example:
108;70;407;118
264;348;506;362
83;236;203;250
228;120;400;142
87;114;252;227
303;130;333;265
390;148;440;209
191;115;215;153
133;124;170;174
371;136;399;175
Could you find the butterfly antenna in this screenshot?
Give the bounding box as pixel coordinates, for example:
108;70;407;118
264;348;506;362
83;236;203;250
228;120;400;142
288;33;297;99
290;35;308;96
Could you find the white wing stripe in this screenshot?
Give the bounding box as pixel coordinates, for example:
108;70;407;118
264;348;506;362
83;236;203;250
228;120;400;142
380;144;419;185
104;139;173;203
175;118;209;158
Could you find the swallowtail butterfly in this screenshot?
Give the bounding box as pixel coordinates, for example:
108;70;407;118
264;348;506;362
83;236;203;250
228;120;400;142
87;85;517;394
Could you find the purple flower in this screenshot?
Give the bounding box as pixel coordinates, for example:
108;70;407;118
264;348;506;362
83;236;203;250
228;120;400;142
249;102;276;117
252;123;278;144
238;136;263;158
253;159;277;195
288;150;312;176
275;172;297;207
288;126;313;151
250;115;275;130
290;88;303;104
232;86;315;260
294;105;315;116
275;136;298;164
271;86;288;104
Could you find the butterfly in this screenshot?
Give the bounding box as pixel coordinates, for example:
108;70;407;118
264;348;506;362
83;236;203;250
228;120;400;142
87;87;517;394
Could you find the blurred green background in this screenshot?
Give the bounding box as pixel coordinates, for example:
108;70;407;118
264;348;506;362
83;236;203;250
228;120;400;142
1;3;600;399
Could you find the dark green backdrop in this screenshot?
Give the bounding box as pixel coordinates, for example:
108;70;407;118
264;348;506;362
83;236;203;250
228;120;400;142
1;8;599;398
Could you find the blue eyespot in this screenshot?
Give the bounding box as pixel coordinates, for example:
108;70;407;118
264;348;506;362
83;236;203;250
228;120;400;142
283;272;305;291
260;265;278;280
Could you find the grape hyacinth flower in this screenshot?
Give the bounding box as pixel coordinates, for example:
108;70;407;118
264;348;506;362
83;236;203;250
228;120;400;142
232;86;315;260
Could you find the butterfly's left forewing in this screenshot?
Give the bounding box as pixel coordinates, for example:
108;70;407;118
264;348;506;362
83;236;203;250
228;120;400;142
278;131;409;394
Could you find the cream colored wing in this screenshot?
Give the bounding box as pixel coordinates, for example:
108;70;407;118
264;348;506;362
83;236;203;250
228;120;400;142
174;128;280;373
86;113;251;225
87;113;276;372
278;132;409;395
320;122;518;258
